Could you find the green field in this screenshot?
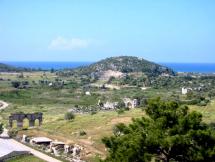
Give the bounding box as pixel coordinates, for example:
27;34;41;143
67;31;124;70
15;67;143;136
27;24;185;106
189;99;215;123
6;155;45;162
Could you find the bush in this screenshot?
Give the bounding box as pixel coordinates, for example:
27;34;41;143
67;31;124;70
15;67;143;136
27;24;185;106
79;130;87;136
90;110;97;115
11;81;21;88
64;112;75;120
8;129;18;138
197;101;207;106
116;101;126;109
116;109;125;115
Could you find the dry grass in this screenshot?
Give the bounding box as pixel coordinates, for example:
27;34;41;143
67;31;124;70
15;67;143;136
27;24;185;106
18;109;145;160
189;100;215;123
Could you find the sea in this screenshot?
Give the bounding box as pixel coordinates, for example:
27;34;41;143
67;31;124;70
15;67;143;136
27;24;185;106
2;62;215;73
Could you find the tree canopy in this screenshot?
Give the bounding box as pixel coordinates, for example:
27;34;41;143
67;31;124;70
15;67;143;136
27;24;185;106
102;99;215;162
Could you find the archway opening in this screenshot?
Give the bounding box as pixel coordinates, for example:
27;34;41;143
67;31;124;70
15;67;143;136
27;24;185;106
23;118;29;129
35;119;40;127
127;102;132;108
12;120;17;128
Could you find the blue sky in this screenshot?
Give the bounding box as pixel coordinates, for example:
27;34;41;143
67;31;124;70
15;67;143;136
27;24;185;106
0;0;215;62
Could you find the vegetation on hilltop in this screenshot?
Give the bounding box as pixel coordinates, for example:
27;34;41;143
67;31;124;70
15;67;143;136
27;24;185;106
0;63;22;72
71;56;175;77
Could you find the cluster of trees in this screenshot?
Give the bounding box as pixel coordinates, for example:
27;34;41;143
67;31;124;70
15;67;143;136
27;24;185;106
0;63;40;72
102;99;215;162
120;75;149;87
38;79;65;89
11;81;29;89
185;92;210;106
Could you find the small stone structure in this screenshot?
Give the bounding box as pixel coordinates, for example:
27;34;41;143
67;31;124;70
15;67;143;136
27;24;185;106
103;101;118;110
123;98;139;109
30;137;52;145
20;134;84;161
182;87;192;95
9;112;43;128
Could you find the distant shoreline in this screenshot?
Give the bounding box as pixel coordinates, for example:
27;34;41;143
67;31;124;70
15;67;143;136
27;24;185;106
1;61;215;73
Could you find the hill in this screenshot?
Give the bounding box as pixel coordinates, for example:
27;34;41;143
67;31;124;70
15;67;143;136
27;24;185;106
0;63;33;72
72;56;175;77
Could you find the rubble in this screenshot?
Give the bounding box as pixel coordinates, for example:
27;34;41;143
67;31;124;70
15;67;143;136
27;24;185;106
20;135;85;162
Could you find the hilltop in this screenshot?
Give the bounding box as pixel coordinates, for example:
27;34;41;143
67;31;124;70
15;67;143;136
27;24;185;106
72;56;175;77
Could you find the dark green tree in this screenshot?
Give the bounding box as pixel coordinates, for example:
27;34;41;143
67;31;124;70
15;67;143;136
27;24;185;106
102;99;215;162
11;81;21;88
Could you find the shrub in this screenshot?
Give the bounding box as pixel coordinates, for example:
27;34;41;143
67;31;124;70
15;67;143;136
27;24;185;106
197;101;207;106
116;109;125;115
90;110;97;115
11;81;21;88
64;112;75;120
79;130;87;136
8;129;18;138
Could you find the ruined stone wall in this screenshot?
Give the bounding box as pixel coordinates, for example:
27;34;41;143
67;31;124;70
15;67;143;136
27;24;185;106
9;113;43;128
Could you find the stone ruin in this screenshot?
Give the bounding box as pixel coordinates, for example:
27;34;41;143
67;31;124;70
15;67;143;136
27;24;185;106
69;98;140;114
21;135;84;161
123;98;139;109
9;112;43;128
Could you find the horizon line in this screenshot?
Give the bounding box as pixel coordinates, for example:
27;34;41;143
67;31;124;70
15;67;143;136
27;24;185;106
1;61;215;64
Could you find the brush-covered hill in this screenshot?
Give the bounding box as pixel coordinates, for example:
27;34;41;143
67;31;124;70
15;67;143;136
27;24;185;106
0;63;20;72
72;56;175;77
0;63;33;72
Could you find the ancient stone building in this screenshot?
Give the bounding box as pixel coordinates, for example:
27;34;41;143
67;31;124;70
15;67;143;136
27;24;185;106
9;112;43;128
123;98;139;109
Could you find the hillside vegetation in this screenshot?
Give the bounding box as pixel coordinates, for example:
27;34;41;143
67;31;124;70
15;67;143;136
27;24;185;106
0;63;34;72
0;63;21;72
71;56;175;77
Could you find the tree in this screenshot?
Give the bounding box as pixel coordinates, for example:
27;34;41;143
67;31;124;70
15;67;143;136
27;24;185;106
11;81;21;88
50;68;55;73
102;98;215;162
116;101;126;109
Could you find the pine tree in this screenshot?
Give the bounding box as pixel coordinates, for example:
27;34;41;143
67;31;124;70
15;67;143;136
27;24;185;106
102;99;215;162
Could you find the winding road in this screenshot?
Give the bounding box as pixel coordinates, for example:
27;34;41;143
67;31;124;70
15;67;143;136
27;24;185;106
0;100;62;162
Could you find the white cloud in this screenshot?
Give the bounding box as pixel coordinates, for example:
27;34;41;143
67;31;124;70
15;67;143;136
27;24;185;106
48;36;90;50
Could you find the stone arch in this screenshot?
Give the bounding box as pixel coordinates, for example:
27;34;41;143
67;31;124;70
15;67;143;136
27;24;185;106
9;112;43;128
